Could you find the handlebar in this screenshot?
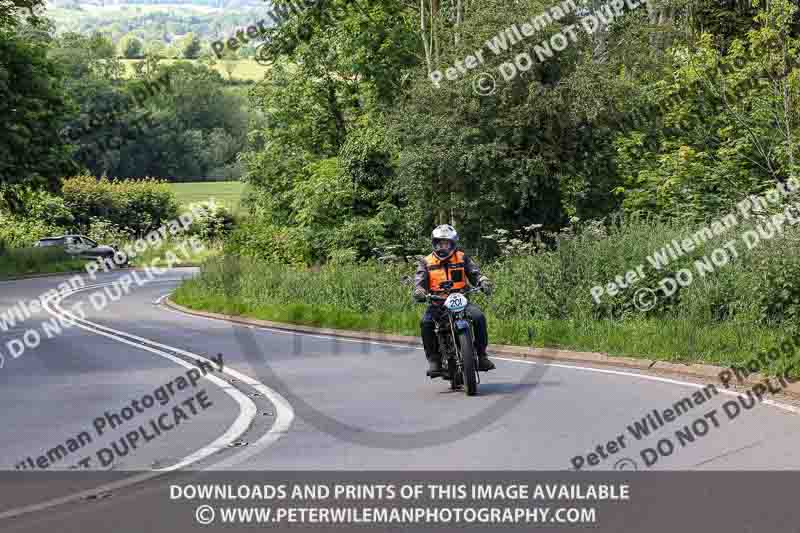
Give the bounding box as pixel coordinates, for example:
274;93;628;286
425;286;483;302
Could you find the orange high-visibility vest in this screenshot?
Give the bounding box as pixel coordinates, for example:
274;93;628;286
424;251;467;293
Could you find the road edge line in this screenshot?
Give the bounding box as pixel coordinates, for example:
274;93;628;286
163;297;800;401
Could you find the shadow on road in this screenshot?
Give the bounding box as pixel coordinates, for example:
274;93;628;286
435;380;560;397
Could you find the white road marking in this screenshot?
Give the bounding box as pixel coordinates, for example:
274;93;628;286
0;278;294;521
491;356;800;415
51;280;295;462
7;269;796;517
55;291;295;471
163;293;800;416
154;292;171;305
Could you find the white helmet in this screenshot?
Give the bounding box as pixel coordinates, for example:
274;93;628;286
431;224;458;260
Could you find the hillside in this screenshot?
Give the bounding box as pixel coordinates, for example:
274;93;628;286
45;0;271;50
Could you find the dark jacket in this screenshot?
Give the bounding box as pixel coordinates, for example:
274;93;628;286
414;250;483;295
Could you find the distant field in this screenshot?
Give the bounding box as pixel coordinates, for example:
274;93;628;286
170;181;245;213
77;4;228;14
121;59;266;81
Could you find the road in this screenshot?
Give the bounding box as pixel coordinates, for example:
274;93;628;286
2;268;800;530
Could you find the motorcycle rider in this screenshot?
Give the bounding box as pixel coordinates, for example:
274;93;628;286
413;224;496;377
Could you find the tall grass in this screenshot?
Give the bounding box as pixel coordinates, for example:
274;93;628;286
0;247;87;279
174;218;800;368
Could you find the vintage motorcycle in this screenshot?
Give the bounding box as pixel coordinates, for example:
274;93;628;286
424;281;485;396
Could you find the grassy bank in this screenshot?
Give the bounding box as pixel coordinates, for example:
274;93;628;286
131;238;223;267
0;247;88;280
173;214;800;374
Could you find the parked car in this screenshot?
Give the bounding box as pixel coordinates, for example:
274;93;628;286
34;235;126;266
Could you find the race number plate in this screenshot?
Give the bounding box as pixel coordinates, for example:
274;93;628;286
444;293;468;312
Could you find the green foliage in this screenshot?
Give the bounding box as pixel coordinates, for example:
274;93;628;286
0;212;63;248
174;227;788;365
61;175;179;236
234;1;422;263
58;51;249;179
88;32;116;59
1;187;74;227
0;0;45;32
145;39;166;57
208;205;800;333
757;245;800;326
613;3;800;220
0;246;86;279
46;5;266;52
0;24;74;199
178;32;201;59
86;216;136;245
119;33;143;58
225;218;312;266
185;202;236;241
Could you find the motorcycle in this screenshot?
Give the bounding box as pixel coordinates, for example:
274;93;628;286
423;281;485;396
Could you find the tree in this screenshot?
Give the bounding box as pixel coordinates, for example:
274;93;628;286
145;39;165;57
131;52;161;80
119;33;143;58
179;32;202;59
0;0;44;32
88;31;115;58
0;25;73;205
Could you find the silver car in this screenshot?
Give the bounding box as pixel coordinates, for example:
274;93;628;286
34;235;125;265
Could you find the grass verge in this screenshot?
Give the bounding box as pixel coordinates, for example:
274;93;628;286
171;255;794;374
0;248;88;280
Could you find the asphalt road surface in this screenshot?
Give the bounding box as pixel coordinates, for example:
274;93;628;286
2;268;800;530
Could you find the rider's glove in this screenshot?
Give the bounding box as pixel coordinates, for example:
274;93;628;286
478;276;494;295
413;288;428;302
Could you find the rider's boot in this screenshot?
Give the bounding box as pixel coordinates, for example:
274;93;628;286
478;352;495;371
426;356;443;377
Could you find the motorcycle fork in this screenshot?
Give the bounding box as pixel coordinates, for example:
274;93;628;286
450;313;480;384
448;315;460;371
450;315;481;385
434;322;451;369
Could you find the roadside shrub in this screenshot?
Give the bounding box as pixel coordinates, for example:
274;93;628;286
186;202;236;241
86;216;136;245
4;188;74;227
328;248;360;265
62;175;179;236
225;219;312;266
757;243;800;326
0;212;64;248
198;211;800;331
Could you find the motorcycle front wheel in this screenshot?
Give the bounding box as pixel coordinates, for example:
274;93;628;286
448;357;461;389
458;331;478;396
